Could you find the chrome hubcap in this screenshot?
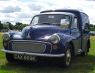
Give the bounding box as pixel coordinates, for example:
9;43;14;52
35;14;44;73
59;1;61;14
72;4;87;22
66;49;71;66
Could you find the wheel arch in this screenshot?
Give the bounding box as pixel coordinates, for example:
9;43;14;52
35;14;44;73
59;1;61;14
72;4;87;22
68;41;75;56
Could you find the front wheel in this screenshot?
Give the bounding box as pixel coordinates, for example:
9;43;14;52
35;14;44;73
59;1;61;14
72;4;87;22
62;44;72;68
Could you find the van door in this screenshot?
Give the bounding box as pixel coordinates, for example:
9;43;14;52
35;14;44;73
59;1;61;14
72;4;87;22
81;13;90;53
81;23;90;52
71;17;81;55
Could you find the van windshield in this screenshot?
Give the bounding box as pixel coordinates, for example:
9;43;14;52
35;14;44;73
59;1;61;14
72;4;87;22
31;14;70;26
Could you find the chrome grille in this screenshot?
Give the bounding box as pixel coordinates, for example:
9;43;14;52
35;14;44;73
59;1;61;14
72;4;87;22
12;41;46;53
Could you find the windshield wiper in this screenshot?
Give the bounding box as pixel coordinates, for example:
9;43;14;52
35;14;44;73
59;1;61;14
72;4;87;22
35;22;59;26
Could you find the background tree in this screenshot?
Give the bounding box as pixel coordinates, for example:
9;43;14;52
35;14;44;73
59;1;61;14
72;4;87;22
14;22;27;30
0;21;3;30
89;24;95;31
6;22;14;30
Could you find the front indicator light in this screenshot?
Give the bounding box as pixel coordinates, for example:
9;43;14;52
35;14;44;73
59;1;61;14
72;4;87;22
52;44;58;50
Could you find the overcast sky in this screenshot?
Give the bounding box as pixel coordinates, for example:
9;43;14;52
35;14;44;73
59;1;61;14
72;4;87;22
0;0;95;25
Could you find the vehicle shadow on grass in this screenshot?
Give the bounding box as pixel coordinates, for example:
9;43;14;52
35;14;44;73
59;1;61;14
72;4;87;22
0;55;95;73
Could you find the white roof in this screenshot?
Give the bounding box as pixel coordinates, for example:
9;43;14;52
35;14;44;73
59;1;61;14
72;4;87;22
40;12;75;16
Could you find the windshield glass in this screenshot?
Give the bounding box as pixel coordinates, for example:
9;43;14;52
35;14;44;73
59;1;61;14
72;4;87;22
31;14;70;28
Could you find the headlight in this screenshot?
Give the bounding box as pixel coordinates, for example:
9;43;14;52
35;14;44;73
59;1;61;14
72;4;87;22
3;33;10;41
49;34;60;44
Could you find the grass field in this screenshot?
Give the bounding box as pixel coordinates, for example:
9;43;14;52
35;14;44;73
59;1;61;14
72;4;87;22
0;33;95;73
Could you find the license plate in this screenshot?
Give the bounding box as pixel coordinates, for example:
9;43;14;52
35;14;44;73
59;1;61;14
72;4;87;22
14;54;36;61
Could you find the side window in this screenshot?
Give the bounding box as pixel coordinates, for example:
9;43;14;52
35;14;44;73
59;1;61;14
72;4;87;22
31;16;39;25
81;13;89;30
71;17;78;28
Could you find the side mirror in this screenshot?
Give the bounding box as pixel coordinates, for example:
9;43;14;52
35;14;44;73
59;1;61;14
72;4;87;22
83;23;89;32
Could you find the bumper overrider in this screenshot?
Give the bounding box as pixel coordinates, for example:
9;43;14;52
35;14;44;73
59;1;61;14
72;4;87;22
2;40;65;58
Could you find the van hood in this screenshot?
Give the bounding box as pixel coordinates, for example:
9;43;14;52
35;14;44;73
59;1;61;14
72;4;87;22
14;25;70;40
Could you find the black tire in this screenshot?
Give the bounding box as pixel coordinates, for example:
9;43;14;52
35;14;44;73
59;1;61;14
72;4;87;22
62;44;72;68
80;51;88;57
6;53;15;63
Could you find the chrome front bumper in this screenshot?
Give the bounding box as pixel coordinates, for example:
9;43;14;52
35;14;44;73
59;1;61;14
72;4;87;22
2;49;65;57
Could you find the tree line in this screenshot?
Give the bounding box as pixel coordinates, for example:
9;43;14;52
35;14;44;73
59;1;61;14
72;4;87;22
0;21;95;31
0;21;27;31
89;24;95;31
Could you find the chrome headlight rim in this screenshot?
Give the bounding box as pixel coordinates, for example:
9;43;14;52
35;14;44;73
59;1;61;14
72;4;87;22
49;33;60;44
3;33;10;41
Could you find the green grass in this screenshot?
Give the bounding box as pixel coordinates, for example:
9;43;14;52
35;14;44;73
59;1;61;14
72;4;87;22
0;33;5;59
0;33;95;73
